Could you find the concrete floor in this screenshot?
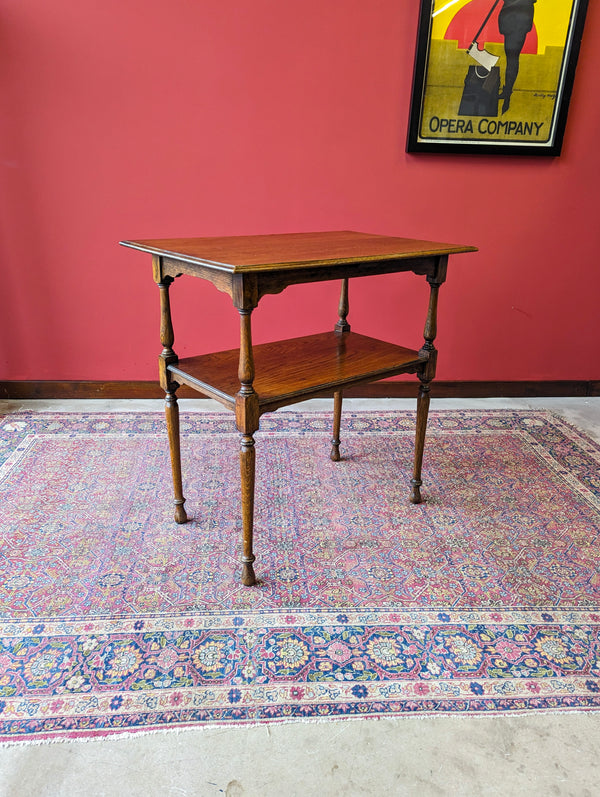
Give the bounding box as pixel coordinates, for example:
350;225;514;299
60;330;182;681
0;397;599;797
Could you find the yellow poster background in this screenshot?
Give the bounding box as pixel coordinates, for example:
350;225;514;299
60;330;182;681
418;0;578;145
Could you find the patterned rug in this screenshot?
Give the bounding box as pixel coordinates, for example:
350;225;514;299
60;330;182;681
0;408;599;742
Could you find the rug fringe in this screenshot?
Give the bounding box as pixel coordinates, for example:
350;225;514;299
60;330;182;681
3;706;600;749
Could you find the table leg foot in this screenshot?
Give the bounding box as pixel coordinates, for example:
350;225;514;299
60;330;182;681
174;500;188;524
241;557;256;586
409;479;423;504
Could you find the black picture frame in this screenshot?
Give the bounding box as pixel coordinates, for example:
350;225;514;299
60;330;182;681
406;0;589;156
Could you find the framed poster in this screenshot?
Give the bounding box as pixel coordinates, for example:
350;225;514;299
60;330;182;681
407;0;589;155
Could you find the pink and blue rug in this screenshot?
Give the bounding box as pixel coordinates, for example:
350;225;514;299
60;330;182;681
0;409;599;742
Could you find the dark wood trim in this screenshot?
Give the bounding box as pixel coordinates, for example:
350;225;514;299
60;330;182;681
1;380;599;400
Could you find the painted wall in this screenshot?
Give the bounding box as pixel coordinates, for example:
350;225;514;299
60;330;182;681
1;0;598;383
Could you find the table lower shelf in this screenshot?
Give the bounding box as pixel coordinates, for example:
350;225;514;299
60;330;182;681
168;331;426;412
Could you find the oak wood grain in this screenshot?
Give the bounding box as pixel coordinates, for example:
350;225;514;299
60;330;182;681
168;332;426;413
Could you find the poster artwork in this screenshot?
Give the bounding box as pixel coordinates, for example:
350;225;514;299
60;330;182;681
407;0;588;155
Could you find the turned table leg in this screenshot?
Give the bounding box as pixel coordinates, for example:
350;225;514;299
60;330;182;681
330;390;343;462
165;387;188;523
155;264;188;524
331;279;351;462
410;376;431;504
410;260;446;504
236;305;260;586
240;432;257;586
335;278;351;335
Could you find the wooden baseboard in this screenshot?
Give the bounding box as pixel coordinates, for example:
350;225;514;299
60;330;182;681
1;380;598;400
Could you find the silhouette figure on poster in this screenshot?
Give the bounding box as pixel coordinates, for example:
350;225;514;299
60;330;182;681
458;0;536;117
458;0;502;117
498;0;537;113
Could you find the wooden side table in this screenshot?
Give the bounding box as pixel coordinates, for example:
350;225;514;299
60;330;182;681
120;231;476;586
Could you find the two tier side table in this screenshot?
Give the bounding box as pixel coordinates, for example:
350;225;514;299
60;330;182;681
120;231;477;586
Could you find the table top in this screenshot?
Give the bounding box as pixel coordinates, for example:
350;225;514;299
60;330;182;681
120;230;477;274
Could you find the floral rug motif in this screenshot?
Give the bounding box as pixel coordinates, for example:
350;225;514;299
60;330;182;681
0;409;599;742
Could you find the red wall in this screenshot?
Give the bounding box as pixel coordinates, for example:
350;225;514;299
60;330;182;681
1;0;598;383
